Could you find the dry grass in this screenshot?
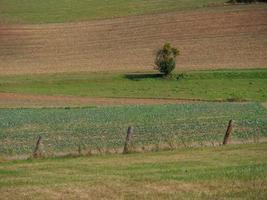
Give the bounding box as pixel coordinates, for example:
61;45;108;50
0;143;266;199
2;181;265;200
0;183;205;200
0;92;198;108
0;6;266;75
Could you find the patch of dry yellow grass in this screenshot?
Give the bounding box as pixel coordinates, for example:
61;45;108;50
0;143;266;199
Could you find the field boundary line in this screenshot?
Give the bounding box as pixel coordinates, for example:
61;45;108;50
0;92;253;108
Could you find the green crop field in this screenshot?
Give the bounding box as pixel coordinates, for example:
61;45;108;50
0;0;227;23
1;69;267;101
0;102;266;156
0;143;266;199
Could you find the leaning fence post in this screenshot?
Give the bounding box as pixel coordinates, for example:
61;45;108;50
33;136;43;158
78;145;82;155
223;120;233;145
123;126;134;154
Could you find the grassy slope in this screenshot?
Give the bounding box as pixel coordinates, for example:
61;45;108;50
0;102;266;156
0;0;226;23
0;69;266;101
0;143;266;199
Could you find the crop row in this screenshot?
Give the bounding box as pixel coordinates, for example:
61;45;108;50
0;102;266;156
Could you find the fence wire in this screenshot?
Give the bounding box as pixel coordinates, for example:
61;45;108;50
0;119;266;156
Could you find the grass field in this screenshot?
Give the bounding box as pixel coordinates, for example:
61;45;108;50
0;0;227;24
0;143;266;199
1;69;266;102
0;102;266;156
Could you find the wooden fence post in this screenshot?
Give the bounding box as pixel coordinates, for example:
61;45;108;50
223;120;233;145
33;136;43;158
123;126;134;154
78;145;82;155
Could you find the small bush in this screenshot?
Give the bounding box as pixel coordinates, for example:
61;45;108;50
155;43;179;77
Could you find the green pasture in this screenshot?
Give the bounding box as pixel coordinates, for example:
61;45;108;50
1;69;267;101
0;0;227;23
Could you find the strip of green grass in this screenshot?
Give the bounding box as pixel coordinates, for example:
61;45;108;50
0;0;227;23
0;102;266;156
0;143;266;199
0;69;266;101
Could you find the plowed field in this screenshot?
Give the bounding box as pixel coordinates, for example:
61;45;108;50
1;6;266;75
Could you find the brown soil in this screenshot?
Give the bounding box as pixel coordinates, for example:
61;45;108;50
0;6;267;75
0;92;199;108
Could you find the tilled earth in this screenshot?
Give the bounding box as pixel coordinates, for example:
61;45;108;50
0;92;198;108
0;6;267;75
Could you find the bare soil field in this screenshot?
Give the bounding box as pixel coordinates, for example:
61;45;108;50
0;92;197;108
0;6;267;75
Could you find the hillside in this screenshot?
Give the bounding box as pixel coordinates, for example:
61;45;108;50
0;5;266;75
0;2;267;199
0;0;227;24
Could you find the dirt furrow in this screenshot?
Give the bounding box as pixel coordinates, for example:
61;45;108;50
0;7;267;75
0;92;202;108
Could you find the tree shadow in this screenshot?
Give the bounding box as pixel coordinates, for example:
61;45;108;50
124;73;163;81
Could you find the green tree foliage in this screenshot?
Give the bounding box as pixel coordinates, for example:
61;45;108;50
155;43;179;76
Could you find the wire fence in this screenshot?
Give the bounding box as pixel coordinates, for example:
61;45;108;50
1;103;266;157
1;118;266;157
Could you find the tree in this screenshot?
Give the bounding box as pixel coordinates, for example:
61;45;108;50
155;43;179;77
